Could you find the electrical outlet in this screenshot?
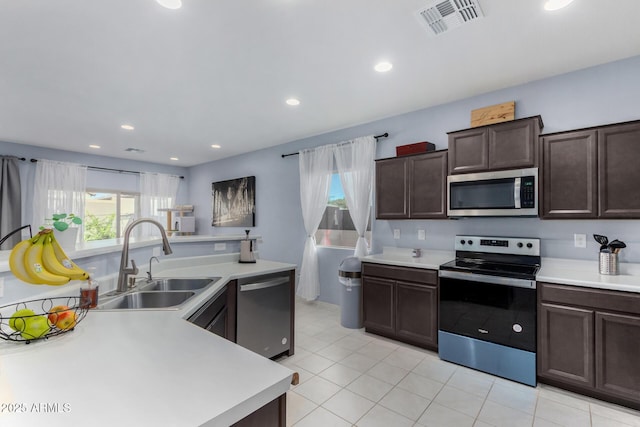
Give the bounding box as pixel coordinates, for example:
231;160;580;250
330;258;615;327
418;229;426;240
0;277;4;298
393;229;400;239
574;233;587;248
214;242;226;251
152;247;161;257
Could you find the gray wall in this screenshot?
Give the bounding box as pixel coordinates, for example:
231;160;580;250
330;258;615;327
189;54;640;304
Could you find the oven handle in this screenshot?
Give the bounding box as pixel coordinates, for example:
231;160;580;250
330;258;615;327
439;270;536;289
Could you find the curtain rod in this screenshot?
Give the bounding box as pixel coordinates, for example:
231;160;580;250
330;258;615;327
281;132;389;158
28;158;184;179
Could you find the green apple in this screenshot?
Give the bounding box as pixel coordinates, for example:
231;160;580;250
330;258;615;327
20;315;50;340
9;309;36;331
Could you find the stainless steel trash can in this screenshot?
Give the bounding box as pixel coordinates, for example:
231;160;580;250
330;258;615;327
338;257;362;329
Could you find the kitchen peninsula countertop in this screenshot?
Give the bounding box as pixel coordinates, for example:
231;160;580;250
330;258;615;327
0;255;295;427
362;247;640;294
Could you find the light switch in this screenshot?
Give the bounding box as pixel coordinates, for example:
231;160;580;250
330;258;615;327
574;234;587;248
393;229;400;239
214;243;226;251
152;247;161;257
418;229;426;240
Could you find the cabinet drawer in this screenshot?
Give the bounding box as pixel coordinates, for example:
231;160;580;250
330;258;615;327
539;282;640;315
362;263;437;285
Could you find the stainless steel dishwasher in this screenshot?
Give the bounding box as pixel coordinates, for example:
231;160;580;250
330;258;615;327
236;271;291;359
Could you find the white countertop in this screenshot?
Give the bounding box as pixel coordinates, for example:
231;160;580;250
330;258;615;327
363;247;640;294
537;257;640;293
361;247;455;270
0;255;296;427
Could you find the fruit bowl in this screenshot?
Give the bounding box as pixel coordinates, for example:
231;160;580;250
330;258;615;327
0;297;88;344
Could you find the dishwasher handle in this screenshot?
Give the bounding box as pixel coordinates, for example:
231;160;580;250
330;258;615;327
239;277;289;292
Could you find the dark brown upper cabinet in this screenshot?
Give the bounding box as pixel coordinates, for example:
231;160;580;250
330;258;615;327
541;120;640;219
598;122;640;218
375;150;448;220
448;116;542;174
541;130;598;218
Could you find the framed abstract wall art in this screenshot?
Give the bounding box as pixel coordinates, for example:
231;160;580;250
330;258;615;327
211;176;256;227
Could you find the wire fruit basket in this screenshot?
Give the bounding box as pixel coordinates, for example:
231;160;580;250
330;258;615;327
0;296;89;344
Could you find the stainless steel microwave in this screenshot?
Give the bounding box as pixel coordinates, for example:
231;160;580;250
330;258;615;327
447;167;538;217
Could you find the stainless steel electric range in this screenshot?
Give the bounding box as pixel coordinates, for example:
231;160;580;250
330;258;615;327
438;235;540;386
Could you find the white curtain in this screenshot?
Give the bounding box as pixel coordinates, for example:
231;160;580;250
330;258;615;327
32;159;87;243
297;145;333;301
333;136;376;257
138;172;181;237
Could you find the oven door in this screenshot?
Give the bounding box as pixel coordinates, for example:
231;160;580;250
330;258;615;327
439;270;536;352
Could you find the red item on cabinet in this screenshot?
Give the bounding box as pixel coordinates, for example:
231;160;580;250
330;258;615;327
395;142;435;157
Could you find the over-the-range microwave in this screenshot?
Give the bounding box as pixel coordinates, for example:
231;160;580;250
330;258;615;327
447;167;538;217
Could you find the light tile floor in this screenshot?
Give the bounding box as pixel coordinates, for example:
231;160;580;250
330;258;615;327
278;299;640;427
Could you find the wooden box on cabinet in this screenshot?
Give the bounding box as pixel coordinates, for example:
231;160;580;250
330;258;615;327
362;263;438;350
538;282;640;409
540;120;640;219
448;116;542;174
375;150;448;220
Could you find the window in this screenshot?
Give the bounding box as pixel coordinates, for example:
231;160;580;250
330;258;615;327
315;174;371;248
84;190;139;241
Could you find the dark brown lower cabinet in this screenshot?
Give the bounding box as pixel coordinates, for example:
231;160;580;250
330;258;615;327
362;263;438;350
538;303;594;388
232;393;286;427
538;282;640;409
596;312;640;403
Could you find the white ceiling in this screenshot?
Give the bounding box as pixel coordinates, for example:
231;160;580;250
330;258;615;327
2;0;640;167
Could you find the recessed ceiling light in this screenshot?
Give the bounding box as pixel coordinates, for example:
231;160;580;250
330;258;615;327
211;144;221;149
89;144;101;149
544;0;574;11
156;0;182;9
170;157;179;161
286;98;300;106
374;62;393;72
121;124;135;130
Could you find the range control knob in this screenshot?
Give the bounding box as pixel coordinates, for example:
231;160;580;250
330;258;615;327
517;242;523;248
467;240;473;245
460;239;466;245
527;243;533;249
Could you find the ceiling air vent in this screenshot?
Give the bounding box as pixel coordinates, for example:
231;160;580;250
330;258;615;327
417;0;484;36
125;147;145;153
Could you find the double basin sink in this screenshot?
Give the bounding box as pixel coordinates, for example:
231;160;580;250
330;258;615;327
97;278;221;310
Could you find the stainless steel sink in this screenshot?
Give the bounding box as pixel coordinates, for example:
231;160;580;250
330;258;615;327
142;278;214;291
97;291;195;310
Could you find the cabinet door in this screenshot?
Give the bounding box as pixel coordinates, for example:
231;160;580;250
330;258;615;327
375;157;409;219
395;281;437;349
538;303;595;388
598;122;640;218
448;128;488;174
595;312;640;402
541;130;598;218
409;151;448;219
488;118;539;170
362;276;395;335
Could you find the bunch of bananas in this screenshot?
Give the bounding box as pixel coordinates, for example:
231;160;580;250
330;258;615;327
9;230;90;285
